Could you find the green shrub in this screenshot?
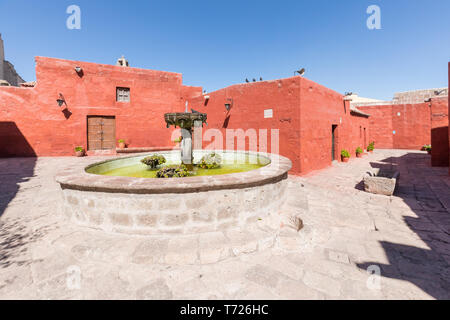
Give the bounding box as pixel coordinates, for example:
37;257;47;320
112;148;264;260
198;152;222;169
156;165;189;178
356;147;363;154
341;149;350;158
423;144;432;151
74;146;84;152
173;136;182;143
141;154;166;168
118;139;125;143
367;141;374;151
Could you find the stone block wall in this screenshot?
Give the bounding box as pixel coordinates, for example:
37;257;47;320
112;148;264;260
60;179;288;235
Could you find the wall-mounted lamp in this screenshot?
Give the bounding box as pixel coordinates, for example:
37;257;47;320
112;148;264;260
56;93;66;107
225;98;233;111
294;68;305;76
74;66;84;77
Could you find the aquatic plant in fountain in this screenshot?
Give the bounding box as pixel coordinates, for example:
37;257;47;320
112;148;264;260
156;164;189;178
198;152;222;169
141;154;166;169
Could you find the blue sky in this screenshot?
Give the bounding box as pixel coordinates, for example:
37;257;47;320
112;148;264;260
0;0;449;100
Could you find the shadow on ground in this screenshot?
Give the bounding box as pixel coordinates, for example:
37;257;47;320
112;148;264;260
356;152;450;299
0;217;53;268
0;122;37;217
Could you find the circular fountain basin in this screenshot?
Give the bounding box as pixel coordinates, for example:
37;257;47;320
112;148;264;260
86;151;269;178
56;150;292;235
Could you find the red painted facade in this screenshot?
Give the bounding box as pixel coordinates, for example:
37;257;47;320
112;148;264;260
358;103;431;149
1;56;448;175
358;97;449;168
187;77;369;175
430;97;449;167
0;57;185;156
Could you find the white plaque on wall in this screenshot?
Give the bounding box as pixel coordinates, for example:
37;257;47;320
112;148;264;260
264;109;273;118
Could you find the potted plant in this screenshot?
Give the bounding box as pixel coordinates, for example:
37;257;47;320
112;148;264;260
367;141;374;153
118;139;126;149
423;144;432;154
356;147;363;158
341;149;350;162
74;146;85;157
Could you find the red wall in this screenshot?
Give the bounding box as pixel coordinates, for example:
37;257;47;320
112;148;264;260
187;77;303;172
359;97;449;168
430;97;449;167
359;103;432;149
0;57;184;156
299;78;369;174
187;76;369;175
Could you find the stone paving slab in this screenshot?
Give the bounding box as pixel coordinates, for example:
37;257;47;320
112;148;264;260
0;150;449;299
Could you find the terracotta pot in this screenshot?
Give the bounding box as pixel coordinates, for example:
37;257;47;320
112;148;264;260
118;142;126;149
341;156;349;163
368;150;373;153
75;150;85;157
356;153;362;158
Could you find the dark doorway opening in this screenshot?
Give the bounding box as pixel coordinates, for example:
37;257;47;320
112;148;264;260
364;127;367;150
332;125;338;161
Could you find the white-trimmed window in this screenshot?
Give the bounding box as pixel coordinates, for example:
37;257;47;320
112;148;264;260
116;87;130;102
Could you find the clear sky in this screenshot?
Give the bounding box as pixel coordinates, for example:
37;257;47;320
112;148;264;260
0;0;449;100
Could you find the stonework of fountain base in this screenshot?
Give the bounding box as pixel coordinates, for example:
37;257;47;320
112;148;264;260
56;150;292;236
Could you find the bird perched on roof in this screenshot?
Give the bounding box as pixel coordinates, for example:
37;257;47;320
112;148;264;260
260;77;263;81
252;78;256;82
245;78;249;83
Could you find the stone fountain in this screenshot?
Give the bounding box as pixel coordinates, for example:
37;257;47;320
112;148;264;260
164;102;207;170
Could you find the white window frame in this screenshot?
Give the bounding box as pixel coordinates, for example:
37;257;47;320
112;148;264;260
116;87;130;102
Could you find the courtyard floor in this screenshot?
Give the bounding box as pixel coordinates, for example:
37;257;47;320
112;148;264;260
0;149;449;299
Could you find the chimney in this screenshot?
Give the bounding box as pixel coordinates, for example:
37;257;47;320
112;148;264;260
0;33;5;80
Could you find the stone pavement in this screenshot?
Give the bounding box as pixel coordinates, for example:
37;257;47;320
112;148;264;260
0;150;449;299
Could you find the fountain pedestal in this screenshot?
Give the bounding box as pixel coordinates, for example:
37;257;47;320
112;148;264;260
164;112;207;169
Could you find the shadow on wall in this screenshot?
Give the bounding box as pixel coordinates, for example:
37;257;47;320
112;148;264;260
431;126;449;167
0;122;37;218
356;153;450;299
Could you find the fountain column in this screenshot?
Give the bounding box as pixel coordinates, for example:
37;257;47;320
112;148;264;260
164;108;207;171
180;127;193;170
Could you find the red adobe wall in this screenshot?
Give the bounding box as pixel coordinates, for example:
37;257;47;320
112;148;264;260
0;57;184;156
359;103;432;149
357;105;393;149
299;78;369;174
187;77;302;173
181;85;203;109
359;98;449;167
187;76;369;175
391;103;431;149
430;97;449;167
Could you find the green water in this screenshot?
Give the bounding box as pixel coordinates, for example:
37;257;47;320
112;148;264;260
91;161;265;178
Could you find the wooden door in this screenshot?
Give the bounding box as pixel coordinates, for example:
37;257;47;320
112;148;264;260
87;116;116;150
